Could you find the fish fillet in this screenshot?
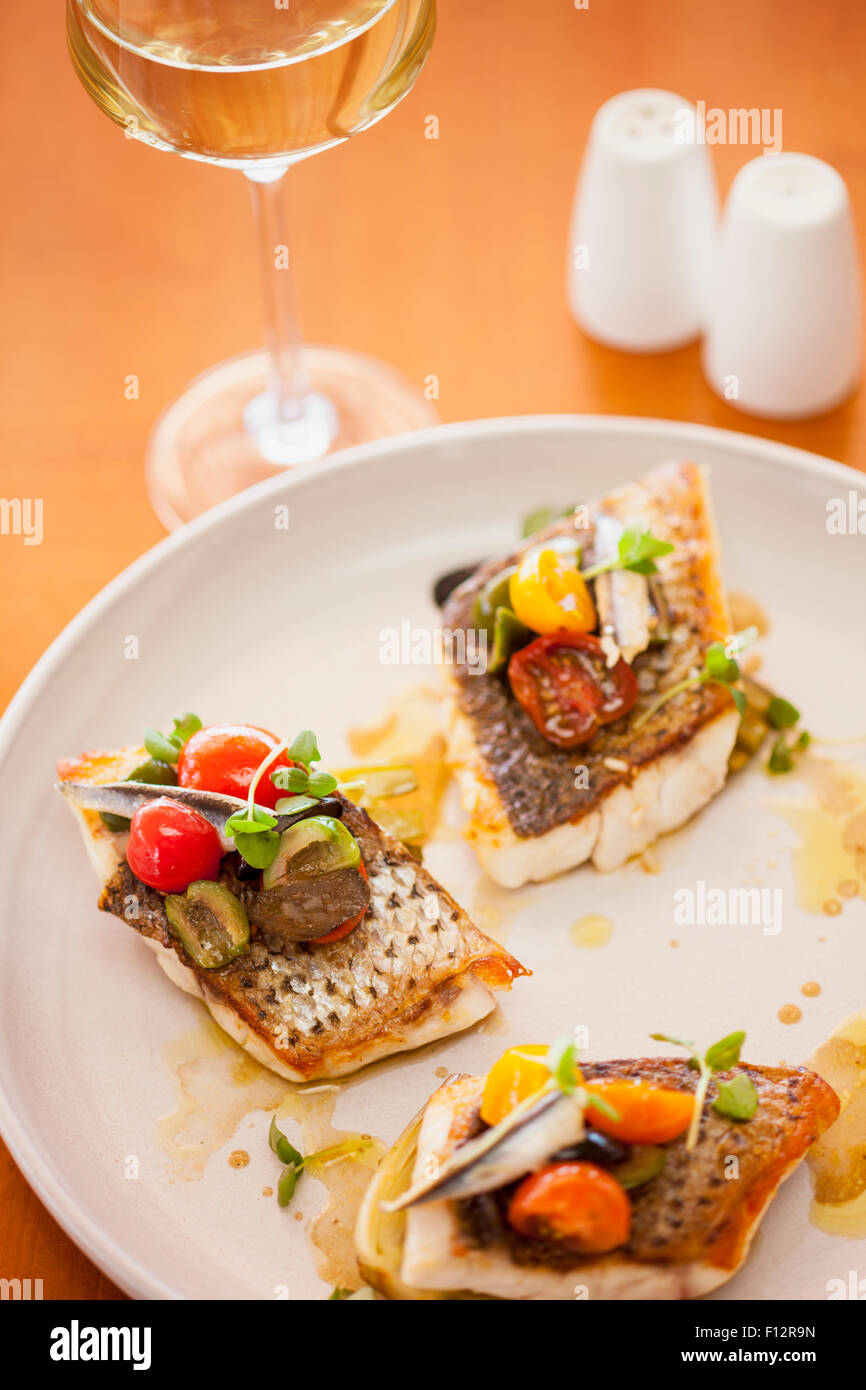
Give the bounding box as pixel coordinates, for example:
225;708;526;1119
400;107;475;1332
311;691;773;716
58;746;527;1081
443;462;739;887
397;1059;839;1300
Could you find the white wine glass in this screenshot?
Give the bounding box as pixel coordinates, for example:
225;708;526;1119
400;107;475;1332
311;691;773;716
67;0;437;528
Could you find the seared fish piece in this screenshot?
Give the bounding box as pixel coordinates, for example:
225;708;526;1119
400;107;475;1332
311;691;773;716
385;1085;584;1210
57;746;527;1082
360;1058;839;1300
444;462;739;887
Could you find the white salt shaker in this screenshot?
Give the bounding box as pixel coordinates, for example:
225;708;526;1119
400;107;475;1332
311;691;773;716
702;153;861;418
567;89;718;352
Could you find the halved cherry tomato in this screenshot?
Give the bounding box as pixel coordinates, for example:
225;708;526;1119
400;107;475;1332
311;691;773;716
509;543;596;635
177;724;295;809
507;1161;631;1254
586;1079;694;1144
127;798;223;894
508;631;638;749
315;863;369;944
481;1045;552;1126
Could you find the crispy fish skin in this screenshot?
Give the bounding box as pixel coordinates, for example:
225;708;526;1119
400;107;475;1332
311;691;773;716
443;462;738;884
58;747;527;1081
397;1059;839;1300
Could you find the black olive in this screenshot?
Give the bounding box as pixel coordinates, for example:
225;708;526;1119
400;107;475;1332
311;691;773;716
554;1131;630;1167
432;563;482;608
232;852;262;883
249;866;372;944
273;794;344;835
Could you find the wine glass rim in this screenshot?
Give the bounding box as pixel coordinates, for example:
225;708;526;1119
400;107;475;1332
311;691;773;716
70;0;404;73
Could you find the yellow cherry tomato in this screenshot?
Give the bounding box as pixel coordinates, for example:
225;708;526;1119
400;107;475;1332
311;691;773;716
481;1044;584;1126
509;544;596;635
481;1046;550;1126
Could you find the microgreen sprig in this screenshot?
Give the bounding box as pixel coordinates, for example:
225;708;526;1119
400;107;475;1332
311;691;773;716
768;729;811;775
546;1035;580;1095
633;627;758;731
143;712;202;765
767;697;800;730
651;1030;758;1151
224;729;330;870
763;696;811;775
581;527;675;581
271;765;338;800
269;1114;373;1208
545;1034;622;1123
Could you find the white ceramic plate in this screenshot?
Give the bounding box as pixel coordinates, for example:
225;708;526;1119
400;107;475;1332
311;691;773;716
1;416;864;1301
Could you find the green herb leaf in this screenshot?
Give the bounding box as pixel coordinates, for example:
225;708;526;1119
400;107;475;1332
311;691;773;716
277;1163;302;1207
272;765;311;794
274;795;319;815
329;1287;352;1300
617;527;675;574
144;728;182;764
269;1115;303;1168
546;1035;578;1095
171;712;202;744
767;735;795;775
521;506;554;538
581;528;674;582
713;1073;758;1121
143;713;202;764
288;730;320;766
233;829;280;869
705;1031;745;1072
307;770;338;798
705;643;739;683
636;629;757;732
650;1032;698;1056
224;810;277;836
767;696;800;729
651;1029;758;1146
767;726;811;775
727;686;747;716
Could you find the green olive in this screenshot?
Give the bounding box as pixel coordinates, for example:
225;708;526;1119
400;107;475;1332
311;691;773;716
165;880;249;970
488;606;532;673
471;567;517;635
611;1144;667;1190
263;816;361;889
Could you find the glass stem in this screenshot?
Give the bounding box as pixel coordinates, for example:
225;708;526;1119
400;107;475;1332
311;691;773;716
243;166;336;463
246;166;309;425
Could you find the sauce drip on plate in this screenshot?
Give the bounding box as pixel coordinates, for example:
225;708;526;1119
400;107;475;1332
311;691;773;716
570;914;614;949
157;1020;285;1181
774;756;866;916
276;1087;385;1290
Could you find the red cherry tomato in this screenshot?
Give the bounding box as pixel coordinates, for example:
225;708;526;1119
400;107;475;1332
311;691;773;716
508;631;638;749
127;798;223;893
315;864;369;944
177;724;294;809
507;1161;631;1254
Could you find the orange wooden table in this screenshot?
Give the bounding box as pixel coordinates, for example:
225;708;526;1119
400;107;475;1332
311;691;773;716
1;0;864;1299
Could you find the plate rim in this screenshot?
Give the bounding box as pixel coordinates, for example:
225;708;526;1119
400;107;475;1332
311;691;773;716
0;412;861;1300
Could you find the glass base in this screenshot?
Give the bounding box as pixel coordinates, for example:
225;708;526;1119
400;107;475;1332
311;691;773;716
146;347;438;529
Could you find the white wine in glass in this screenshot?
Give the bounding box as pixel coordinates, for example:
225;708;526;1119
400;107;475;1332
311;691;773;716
67;1;437;527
